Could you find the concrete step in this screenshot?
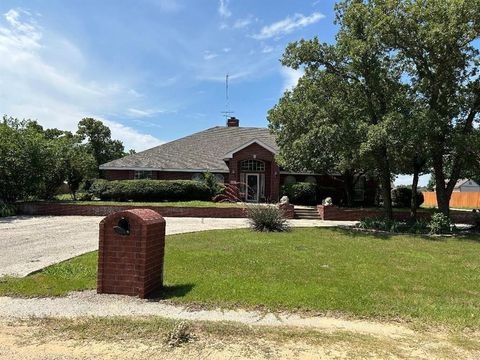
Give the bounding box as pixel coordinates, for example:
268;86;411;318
293;206;320;220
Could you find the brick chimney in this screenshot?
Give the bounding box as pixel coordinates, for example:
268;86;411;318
227;116;239;127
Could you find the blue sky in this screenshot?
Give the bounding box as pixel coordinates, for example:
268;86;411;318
0;0;428;185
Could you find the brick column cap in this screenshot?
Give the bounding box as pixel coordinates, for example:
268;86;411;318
100;208;165;226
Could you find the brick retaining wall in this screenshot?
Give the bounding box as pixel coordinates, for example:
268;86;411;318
317;205;476;224
16;202;296;219
17;202;247;218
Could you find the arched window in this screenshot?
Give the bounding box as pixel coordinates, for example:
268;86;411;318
305;176;317;184
191;173;204;181
214;174;225;183
240;159;265;172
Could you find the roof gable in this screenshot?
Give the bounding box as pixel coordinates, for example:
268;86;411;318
455;179;479;188
223;138;278;159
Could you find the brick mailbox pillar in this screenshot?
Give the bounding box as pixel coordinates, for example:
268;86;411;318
97;209;166;298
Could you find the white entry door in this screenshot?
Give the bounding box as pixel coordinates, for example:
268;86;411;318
246;173;260;202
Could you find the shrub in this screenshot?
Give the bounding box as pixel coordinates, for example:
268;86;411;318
391;186;424;208
203;172;225;197
88;179;109;199
247;205;290;232
428;213;451;234
0;201;16;217
281;182;317;205
77;192;94;201
88;179;212;202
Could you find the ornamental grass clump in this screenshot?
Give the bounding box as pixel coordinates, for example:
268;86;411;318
247;205;290;232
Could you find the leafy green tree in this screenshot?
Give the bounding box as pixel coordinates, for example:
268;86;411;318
0;117;52;202
64;144;97;200
388;100;430;218
369;0;480;216
76;118;126;169
0;116;98;202
273;3;416;218
269;71;368;207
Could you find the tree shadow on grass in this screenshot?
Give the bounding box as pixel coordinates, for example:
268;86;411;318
146;283;194;301
330;226;395;240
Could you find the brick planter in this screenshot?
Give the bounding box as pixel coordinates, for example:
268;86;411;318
16;202;296;219
278;203;295;219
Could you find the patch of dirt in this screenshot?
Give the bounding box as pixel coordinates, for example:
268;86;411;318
0;318;479;360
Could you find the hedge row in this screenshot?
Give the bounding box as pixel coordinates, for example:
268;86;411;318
281;182;317;205
89;179;212;202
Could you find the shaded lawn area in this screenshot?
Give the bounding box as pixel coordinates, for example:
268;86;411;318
1;228;479;328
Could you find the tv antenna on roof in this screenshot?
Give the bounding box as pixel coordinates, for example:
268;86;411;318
221;74;234;120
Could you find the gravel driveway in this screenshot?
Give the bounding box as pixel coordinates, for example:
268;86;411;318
0;216;355;277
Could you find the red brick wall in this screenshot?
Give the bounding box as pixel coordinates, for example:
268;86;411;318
17;202;248;218
317;205;476;224
98;209;165;298
104;170;134;180
228;143;280;202
16;202;296;219
104;170;228;183
278;203;295;219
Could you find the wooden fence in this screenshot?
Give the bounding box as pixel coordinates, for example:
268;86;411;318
423;192;480;209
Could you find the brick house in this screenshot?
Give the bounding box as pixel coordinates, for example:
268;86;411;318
100;117;374;204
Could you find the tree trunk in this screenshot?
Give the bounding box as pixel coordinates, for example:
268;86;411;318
433;153;451;217
377;148;393;220
342;170;354;207
379;170;393;220
410;163;420;220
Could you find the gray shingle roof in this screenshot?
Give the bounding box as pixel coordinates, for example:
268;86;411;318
99;126;278;172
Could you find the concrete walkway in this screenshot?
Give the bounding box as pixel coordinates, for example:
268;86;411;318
0;216;356;277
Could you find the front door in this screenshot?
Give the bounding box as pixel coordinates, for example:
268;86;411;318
246;173;259;202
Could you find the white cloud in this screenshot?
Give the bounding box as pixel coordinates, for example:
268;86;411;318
234;16;253;29
203;50;218;60
281;67;303;92
155;0;183;12
127;108;164;118
103;120;163;151
0;8;163;151
218;0;231;18
262;45;274;53
253;12;325;40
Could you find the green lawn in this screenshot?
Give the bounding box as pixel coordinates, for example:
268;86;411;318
1;228;480;328
46;196;243;208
